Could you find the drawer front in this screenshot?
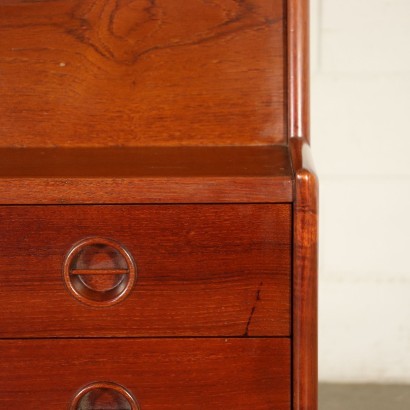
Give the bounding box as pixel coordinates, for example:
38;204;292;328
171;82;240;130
0;338;290;410
0;204;291;337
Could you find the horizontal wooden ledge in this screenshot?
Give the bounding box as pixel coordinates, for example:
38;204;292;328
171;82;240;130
0;146;293;204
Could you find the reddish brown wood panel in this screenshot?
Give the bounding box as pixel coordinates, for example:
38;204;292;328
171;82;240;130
0;145;293;204
0;204;291;337
0;338;291;410
290;138;318;410
0;0;286;147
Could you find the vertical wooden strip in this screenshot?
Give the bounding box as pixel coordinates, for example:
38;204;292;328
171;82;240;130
288;1;316;406
290;139;318;410
288;0;310;141
288;3;316;407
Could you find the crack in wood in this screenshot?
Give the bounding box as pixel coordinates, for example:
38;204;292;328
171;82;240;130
244;280;263;336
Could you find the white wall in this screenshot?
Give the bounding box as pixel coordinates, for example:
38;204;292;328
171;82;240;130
311;0;410;383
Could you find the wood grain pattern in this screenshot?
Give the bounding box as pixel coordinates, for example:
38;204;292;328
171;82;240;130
0;0;286;147
288;2;317;409
290;138;318;410
0;204;291;337
288;0;310;141
0;1;318;408
0;145;293;204
0;338;291;410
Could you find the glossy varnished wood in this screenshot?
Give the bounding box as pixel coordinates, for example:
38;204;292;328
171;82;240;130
0;338;291;410
63;236;137;307
287;1;318;407
290;138;318;410
0;0;318;408
288;0;310;141
0;146;293;203
0;204;291;337
287;1;318;408
71;382;140;410
0;0;286;147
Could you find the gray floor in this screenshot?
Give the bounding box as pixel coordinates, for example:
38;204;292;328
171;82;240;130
319;384;410;410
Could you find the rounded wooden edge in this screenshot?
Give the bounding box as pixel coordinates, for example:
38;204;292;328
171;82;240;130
63;237;137;307
288;0;310;141
70;381;140;410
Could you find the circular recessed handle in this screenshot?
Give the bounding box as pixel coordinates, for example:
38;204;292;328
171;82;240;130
63;237;136;307
70;382;140;410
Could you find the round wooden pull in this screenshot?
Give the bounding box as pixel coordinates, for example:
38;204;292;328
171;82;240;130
63;237;136;307
71;382;140;410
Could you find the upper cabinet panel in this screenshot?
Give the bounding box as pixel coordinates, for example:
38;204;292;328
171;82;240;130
0;0;286;147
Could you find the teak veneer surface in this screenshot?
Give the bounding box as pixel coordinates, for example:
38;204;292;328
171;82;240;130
0;0;286;147
0;338;291;410
0;0;318;408
0;145;293;203
0;204;291;337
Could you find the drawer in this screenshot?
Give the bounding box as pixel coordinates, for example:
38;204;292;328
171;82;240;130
0;338;290;410
0;204;291;337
